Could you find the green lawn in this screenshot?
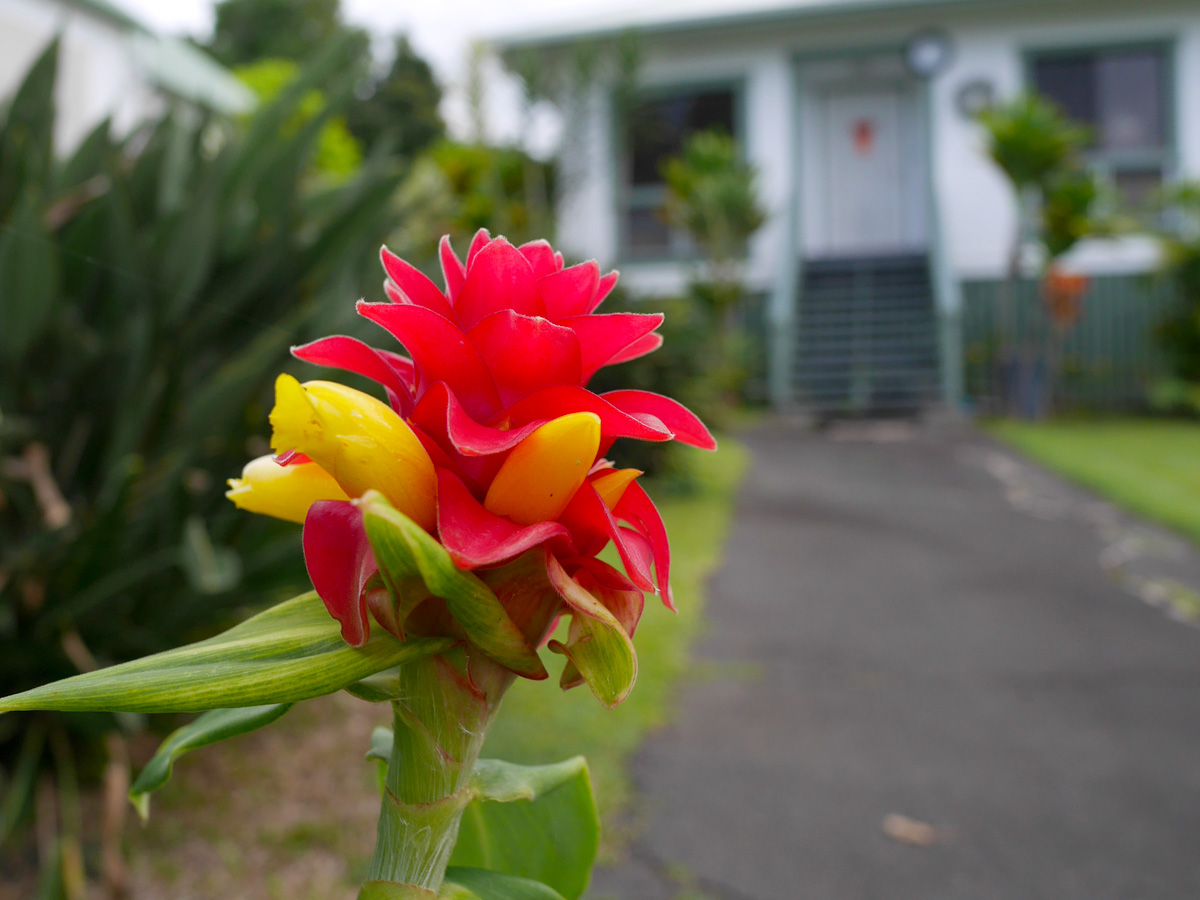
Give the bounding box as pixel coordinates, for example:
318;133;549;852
481;439;749;849
987;419;1200;545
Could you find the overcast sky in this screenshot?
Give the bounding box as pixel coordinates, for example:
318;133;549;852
109;0;626;147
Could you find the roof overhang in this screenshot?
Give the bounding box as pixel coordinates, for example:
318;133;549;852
493;0;992;52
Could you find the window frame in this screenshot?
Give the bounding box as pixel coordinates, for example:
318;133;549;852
613;76;748;263
1022;39;1178;201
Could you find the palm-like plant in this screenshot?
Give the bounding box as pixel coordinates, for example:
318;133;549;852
0;34;410;891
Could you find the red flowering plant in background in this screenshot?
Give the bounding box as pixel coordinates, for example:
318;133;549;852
3;231;714;899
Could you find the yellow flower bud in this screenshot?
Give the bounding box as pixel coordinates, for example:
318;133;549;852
268;374;437;532
226;455;349;524
484;412;602;526
591;468;642;510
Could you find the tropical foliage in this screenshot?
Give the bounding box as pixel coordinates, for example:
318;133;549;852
0;36;410;871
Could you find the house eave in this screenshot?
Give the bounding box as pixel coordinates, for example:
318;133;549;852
492;0;993;53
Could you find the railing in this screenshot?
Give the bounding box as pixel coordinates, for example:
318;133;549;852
960;274;1180;413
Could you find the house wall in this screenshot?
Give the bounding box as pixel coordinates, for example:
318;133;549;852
553;0;1200;287
0;0;162;151
542;0;1200;409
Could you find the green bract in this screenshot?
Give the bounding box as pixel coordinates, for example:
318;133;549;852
0;591;455;715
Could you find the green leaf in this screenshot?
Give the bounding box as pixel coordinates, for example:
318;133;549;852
0;592;456;714
544;556;637;709
451;758;599;900
345;670;406;702
129;703;292;818
360;493;545;680
0;38;57;216
0;195;59;361
359;883;437;900
367;725;393;763
443;868;566;900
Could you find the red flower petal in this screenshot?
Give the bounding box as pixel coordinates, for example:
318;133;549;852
563;556;641;592
455;238;545;329
588;270;620;314
380;247;456;320
601;390;717;450
605;332;663;367
436;469;572;569
518;239;560;278
466;228;492;270
291;335;415;416
467;310;582;406
539;260;600;320
303;500;376;647
557;482;655;591
439;235;466;301
357;302;502;419
559;312;663;380
576;566;645;638
499;385;673;443
614;481;675;610
375;349;416;388
411;381;542;458
274;449;311;466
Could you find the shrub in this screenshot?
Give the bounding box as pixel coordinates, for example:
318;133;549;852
0;35;409;832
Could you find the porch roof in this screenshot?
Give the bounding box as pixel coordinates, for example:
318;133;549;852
493;0;991;51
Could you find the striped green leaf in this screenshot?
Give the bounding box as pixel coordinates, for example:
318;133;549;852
0;591;456;715
129;703;293;818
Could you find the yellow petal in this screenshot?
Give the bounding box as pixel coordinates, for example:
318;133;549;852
268;374;437;531
484;412;602;526
226;455;349;524
591;468;642;510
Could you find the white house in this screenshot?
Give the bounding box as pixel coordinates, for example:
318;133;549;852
497;0;1200;413
0;0;254;152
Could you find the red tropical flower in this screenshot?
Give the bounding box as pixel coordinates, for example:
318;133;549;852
228;231;714;696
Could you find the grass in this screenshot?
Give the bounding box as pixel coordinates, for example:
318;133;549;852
482;439;749;850
987;418;1200;545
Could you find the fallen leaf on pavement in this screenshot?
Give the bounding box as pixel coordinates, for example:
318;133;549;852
882;813;940;847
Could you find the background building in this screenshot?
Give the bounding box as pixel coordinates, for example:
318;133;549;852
498;0;1200;413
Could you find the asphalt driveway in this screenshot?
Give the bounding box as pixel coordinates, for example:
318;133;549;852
590;420;1200;900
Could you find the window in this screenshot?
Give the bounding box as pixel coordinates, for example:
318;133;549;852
1031;45;1171;208
621;85;738;258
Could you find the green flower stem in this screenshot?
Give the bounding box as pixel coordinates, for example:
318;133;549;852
368;652;507;890
365;551;562;894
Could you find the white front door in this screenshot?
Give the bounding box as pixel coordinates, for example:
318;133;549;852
817;82;926;257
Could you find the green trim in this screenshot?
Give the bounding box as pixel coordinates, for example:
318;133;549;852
768;56;806;408
919;77;964;408
612;75;749;265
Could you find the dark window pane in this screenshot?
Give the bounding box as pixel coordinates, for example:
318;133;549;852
1033;47;1166;154
1097;51;1164;151
1113;167;1162;211
625;205;671;256
1033;55;1096;127
628;88;735;186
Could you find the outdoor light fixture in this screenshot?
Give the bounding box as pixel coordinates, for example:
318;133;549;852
956;78;996;118
904;28;953;79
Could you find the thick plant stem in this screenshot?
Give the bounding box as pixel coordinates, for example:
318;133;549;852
367;653;509;891
365;550;563;894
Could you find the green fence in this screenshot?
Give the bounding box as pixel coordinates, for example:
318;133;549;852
961;274;1180;412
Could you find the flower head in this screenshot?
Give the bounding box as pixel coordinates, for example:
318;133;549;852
228;231;714;703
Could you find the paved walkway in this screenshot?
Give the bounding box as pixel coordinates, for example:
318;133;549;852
590;421;1200;900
